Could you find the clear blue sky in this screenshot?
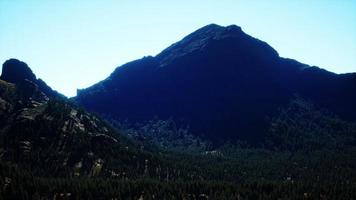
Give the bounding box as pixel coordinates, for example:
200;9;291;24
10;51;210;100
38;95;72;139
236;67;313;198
1;0;355;97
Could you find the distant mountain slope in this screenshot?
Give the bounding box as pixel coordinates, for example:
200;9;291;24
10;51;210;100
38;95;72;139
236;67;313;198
75;24;356;143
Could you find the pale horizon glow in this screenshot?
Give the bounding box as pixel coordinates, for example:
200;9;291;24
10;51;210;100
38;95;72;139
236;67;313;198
1;0;355;97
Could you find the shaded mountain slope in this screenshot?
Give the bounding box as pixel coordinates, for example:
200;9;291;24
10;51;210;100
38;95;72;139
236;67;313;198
0;59;262;182
75;24;356;143
1;57;356;199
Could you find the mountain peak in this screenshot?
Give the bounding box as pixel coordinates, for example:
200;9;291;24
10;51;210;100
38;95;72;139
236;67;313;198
1;59;37;84
186;24;243;39
156;24;276;66
1;59;64;99
158;24;244;56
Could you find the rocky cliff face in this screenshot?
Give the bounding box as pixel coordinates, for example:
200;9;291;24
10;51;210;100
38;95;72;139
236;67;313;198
0;60;153;178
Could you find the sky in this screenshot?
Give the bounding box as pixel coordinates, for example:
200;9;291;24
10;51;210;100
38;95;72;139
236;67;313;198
0;0;355;97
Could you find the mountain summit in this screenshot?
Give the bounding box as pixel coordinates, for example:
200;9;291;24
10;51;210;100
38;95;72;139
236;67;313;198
75;24;356;143
1;59;37;84
1;59;63;98
157;24;278;67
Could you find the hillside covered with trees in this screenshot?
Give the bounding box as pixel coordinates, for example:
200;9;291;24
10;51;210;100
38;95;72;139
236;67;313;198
1;59;355;199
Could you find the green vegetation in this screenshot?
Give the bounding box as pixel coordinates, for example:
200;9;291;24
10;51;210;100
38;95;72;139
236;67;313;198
1;79;356;199
113;118;209;153
267;97;356;152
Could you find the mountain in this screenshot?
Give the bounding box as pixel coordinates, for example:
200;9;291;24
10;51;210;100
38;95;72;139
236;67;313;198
1;59;286;198
1;48;356;199
75;24;356;144
0;59;136;177
1;59;64;99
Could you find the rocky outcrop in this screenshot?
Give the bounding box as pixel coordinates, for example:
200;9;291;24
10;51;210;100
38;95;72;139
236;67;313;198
0;62;133;178
1;59;64;99
1;59;36;84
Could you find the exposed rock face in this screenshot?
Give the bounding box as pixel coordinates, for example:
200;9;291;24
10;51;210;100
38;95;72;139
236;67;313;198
0;61;136;178
1;59;36;84
0;97;12;117
17;79;49;102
